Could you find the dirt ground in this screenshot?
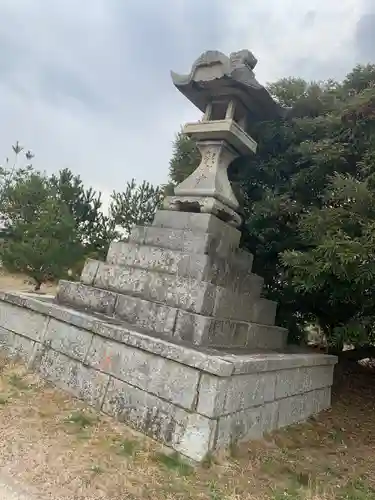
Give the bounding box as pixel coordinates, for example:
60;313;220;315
0;269;57;295
0;358;374;499
0;272;374;499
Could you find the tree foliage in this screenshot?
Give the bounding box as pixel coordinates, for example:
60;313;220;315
110;179;163;237
0;172;83;290
50;168;115;262
168;63;375;355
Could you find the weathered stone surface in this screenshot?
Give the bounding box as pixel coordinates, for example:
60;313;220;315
163;194;242;227
39;349;109;409
261;401;279;434
11;335;36;361
214;285;271;322
80;258;100;286
130;225;232;257
0;301;48;341
275;365;334;399
106;240;255;292
0;291;236;376
216;406;262;448
86;336;200;409
94;262;216;315
174;310;287;349
215;400;281;448
0;326;13;351
246;323;287;350
196;372;276;417
57;280;117;316
220;352;337;375
115;294;177;336
103;377;217;461
249;298;278;326
107;241;203;277
277;387;331;428
173;140;241;212
153;210;241;243
0;326;36;361
44;318;93;363
174;310;234;345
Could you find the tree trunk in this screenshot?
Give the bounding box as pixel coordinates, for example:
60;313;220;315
34;281;42;292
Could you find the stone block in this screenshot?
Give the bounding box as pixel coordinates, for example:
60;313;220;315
107;240;193;274
115;294;177;336
174;310;287;349
275;365;334;399
174;311;246;346
0;326;35;361
130;226;212;255
0;290;236;377
261;401;279;434
80;258;100;285
57;280;117;316
106;239;255;292
0;301;48;341
44;318;93;362
103;377;217;461
213;285;265;322
11;335;36;361
38;349;109;409
0;325;14;352
246;323;287;350
221;352;337;376
216;406;262;448
196;372;276;417
93;262;216;315
277;387;331;428
86;336;200;409
153;210;241;246
250;298;278;326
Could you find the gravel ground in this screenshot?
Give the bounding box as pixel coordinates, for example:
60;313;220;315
0;472;40;500
0;356;374;500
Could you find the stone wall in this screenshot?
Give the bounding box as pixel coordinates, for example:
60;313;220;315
0;291;336;461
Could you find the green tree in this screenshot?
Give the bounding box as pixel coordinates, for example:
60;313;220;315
0;172;83;290
49;168;115;262
110;179;163;236
169;130;200;185
0;141;34;229
168;65;375;357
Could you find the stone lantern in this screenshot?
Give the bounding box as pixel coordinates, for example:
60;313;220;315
0;49;337;463
164;50;284;227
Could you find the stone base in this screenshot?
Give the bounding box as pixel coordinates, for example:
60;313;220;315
0;290;337;462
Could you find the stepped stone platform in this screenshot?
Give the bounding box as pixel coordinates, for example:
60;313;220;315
0;210;337;462
0;49;337;461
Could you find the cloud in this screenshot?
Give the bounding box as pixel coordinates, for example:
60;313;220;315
355;0;375;63
0;0;369;202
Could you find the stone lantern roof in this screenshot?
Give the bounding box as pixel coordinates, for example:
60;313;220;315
171;49;286;122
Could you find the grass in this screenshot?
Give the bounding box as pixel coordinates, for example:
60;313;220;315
0;394;8;405
0;356;374;499
64;410;97;429
8;373;31;391
117;438;138;457
90;465;104;475
337;479;375;500
153;451;194;477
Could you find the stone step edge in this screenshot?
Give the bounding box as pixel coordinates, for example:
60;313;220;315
82;256;262;288
106;240;255;279
58;279;280;332
0;290;337;376
81;259;265;319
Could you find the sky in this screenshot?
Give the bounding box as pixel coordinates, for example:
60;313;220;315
0;0;373;207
